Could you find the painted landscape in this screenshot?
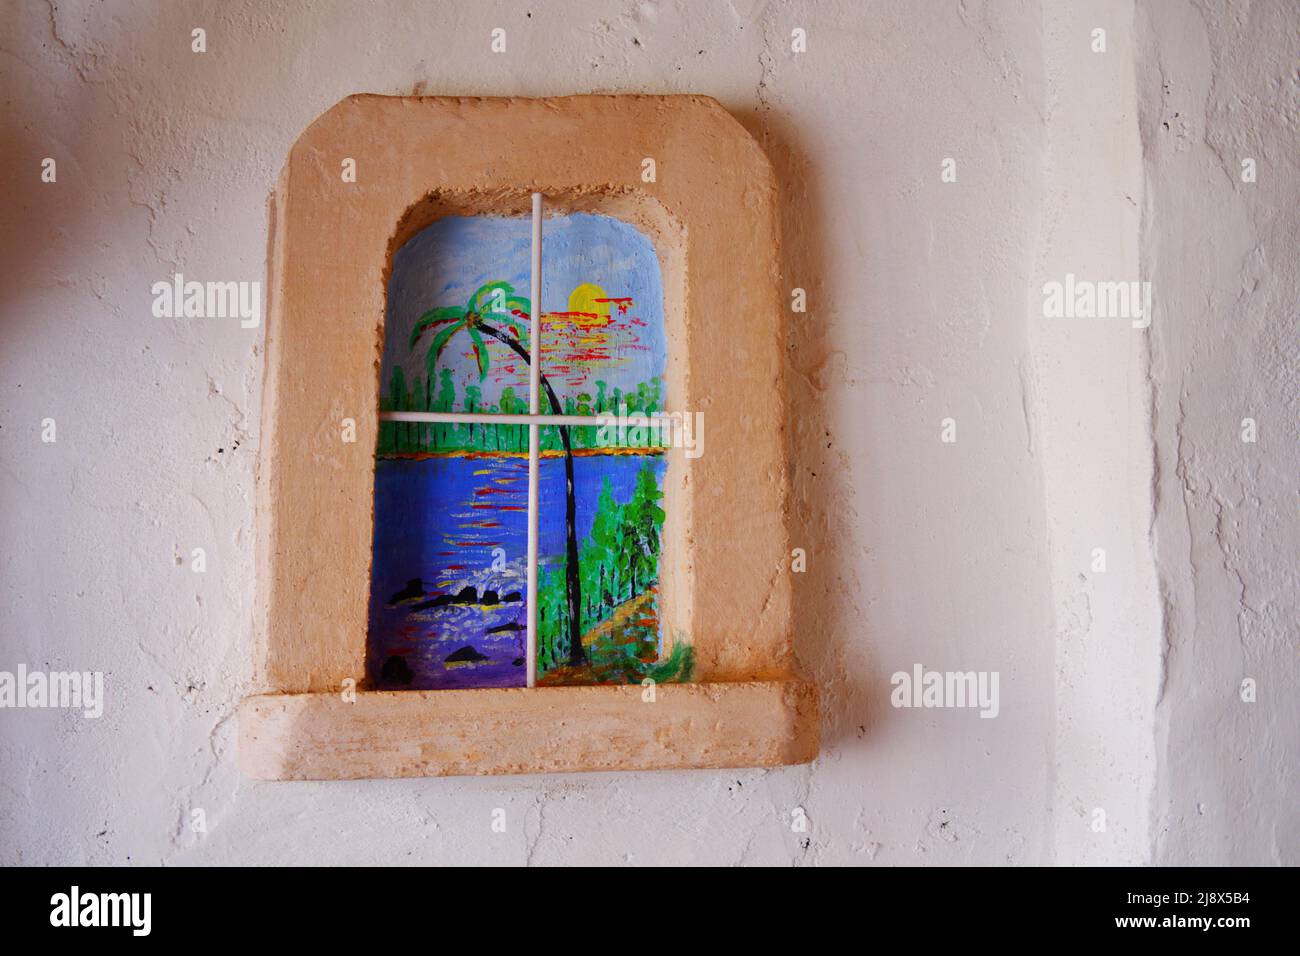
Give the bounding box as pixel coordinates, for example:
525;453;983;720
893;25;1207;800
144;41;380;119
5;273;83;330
367;213;692;690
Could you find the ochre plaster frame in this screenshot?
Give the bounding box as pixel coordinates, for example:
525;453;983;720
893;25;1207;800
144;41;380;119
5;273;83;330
240;94;818;779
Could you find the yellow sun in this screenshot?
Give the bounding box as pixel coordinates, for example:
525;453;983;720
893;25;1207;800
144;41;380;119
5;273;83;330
566;283;612;326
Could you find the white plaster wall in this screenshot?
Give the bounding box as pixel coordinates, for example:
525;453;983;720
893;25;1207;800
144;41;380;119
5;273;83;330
1033;2;1161;866
0;0;1292;865
1136;0;1299;866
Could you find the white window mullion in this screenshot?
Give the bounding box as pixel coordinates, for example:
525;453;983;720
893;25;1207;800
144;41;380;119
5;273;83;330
525;192;543;689
380;411;597;427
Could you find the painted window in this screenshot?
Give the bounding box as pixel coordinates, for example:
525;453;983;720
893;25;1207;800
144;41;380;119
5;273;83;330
368;205;689;690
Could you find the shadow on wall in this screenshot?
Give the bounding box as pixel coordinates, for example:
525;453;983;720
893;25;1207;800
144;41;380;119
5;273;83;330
734;107;882;752
0;4;98;341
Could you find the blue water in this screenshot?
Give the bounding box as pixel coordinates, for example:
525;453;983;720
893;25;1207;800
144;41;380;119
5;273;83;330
367;452;665;689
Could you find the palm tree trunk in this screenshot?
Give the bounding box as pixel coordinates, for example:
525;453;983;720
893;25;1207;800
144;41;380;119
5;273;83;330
556;423;584;663
480;324;586;665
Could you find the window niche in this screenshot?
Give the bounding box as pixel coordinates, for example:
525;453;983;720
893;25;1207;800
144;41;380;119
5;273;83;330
370;202;691;691
241;94;818;779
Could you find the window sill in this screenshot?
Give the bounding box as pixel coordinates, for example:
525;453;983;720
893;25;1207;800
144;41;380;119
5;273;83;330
239;679;818;780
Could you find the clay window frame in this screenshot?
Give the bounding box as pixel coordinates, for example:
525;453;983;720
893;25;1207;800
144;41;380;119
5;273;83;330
240;94;818;779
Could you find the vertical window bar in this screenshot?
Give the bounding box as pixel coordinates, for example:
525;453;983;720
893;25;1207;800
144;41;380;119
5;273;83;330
526;193;543;688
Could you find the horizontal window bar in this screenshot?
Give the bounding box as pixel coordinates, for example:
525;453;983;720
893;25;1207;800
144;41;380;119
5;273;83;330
380;411;610;427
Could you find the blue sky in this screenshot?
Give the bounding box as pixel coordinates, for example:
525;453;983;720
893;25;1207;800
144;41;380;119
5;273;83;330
382;213;667;411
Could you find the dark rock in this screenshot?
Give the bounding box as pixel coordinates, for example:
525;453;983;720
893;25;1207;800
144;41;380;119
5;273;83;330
511;657;525;667
445;645;489;663
387;578;424;606
410;587;483;612
381;655;414;685
411;596;450;611
502;592;523;604
481;589;499;605
487;622;526;634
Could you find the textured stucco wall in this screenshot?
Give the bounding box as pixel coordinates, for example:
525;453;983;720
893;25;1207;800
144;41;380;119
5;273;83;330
0;0;1293;865
1136;0;1298;866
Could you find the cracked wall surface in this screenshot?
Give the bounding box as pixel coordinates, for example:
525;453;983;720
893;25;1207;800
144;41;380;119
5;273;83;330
0;0;1292;865
1137;0;1298;865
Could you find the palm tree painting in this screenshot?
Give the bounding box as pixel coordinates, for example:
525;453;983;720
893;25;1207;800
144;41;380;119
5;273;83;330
409;280;588;670
367;213;692;689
